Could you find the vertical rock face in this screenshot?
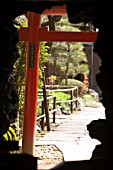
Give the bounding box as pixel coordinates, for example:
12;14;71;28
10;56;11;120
0;1;113;158
0;2;43;141
0;16;20;140
89;24;113;159
89;8;113;159
66;1;113;158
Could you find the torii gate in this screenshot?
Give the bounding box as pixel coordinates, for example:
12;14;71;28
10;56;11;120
19;5;97;156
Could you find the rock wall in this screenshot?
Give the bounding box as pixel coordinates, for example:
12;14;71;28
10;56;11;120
0;1;113;158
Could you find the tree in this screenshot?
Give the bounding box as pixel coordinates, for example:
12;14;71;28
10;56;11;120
48;17;89;85
41;15;62;53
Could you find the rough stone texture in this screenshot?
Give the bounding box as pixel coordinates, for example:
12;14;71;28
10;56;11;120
0;0;113;161
0;14;19;141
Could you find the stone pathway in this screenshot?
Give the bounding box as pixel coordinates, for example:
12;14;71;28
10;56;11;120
35;105;105;169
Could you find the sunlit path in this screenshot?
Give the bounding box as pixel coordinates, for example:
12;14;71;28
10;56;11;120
36;105;105;161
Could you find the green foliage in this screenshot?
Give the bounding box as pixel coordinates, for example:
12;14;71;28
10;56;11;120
61;79;85;96
14;40;50;131
51;91;72;112
39;42;51;89
52;92;70;102
82;94;94;101
14;42;26;94
47;17;89;81
37;106;42;116
14;14;28;29
56;17;80;32
49;41;89;78
60;79;84;87
13;41;26;133
82;94;102;108
37;91;71;116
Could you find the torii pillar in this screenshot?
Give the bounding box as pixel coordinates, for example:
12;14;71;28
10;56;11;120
20;12;41;155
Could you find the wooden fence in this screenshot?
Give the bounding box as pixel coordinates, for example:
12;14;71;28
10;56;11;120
37;86;79;131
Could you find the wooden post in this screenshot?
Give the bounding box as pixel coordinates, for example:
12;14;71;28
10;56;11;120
40;101;44;130
53;97;56;123
43;72;51;131
70;90;73;113
75;87;78;109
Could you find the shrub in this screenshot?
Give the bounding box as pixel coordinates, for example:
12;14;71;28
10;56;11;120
82;94;102;108
60;79;84;88
37;106;42;117
60;79;84;95
52;92;70;101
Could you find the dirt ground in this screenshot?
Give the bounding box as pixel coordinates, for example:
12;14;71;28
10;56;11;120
37;157;64;170
36;145;64;170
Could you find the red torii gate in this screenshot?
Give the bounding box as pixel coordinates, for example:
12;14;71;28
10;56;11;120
19;5;97;156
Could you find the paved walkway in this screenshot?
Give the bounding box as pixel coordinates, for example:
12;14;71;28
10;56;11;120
35;105;105;161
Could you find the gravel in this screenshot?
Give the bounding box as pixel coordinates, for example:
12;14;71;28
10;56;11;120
35;145;64;169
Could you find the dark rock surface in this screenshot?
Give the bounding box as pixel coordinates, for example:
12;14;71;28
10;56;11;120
0;0;113;160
